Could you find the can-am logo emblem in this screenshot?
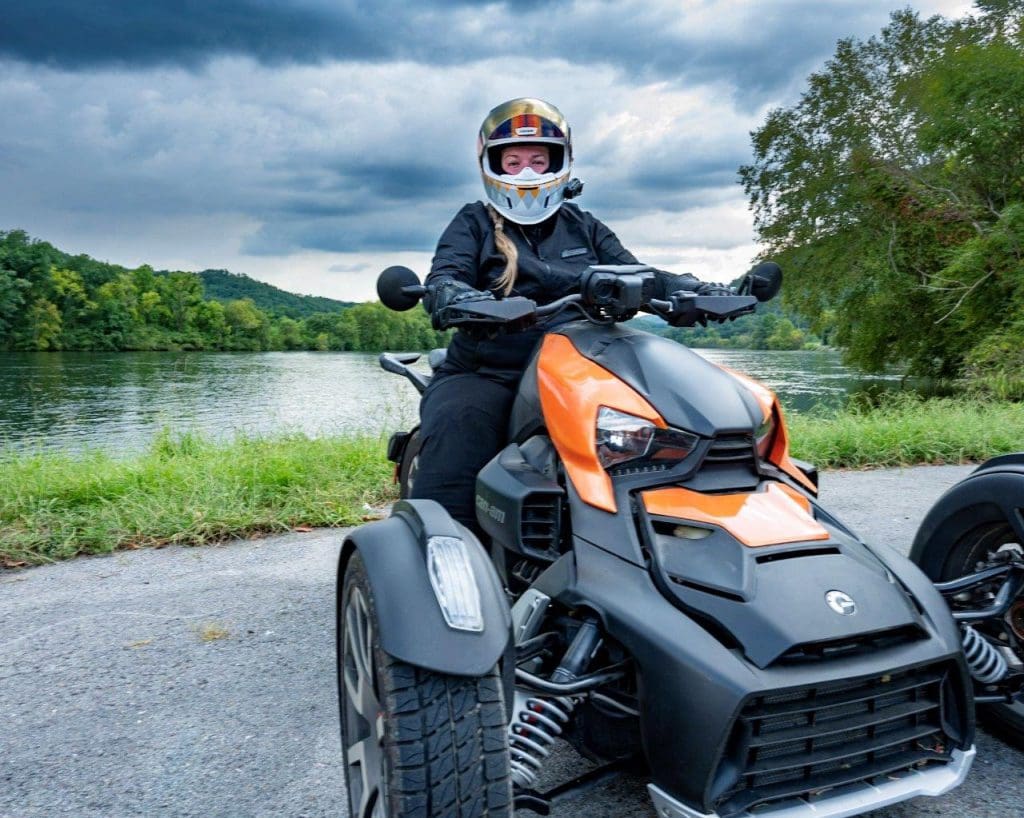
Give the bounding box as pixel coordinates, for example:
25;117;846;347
825;590;857;616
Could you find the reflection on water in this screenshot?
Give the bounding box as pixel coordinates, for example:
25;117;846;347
0;348;905;454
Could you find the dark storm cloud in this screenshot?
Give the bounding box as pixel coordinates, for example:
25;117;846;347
0;0;930;100
242;208;452;256
0;0;571;70
525;2;905;106
0;0;389;68
261;161;479;251
335;162;474;202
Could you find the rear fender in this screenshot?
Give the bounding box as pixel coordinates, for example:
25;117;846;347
337;499;511;676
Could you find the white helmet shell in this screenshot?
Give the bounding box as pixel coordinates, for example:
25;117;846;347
477;98;573;225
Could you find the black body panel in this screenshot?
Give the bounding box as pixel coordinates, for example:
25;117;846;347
641;505;927;668
509;321;767;447
549;536;974;813
337;499;511;677
475;441;565;561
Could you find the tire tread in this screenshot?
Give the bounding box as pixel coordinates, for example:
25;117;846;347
382;653;512;817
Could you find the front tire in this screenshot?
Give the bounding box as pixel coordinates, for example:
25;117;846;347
339;553;513;817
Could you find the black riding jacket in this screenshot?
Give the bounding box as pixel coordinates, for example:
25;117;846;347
426;201;647;378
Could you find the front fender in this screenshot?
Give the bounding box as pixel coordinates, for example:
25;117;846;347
337;499;511;677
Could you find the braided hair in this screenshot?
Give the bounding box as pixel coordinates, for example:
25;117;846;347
486;203;519;296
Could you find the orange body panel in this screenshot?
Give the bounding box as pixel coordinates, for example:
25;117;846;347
536;334;664;513
717;365;817;494
642;482;829;547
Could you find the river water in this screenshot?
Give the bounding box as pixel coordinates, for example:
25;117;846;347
0;349;904;455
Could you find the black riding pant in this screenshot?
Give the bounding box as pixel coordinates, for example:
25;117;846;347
409;370;517;532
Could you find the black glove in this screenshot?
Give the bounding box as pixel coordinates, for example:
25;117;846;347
655;270;734;299
653;271;700;300
423;277;495;330
692;281;733;297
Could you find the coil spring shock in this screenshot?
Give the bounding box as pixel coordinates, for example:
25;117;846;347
509;695;574;787
962;624;1008;684
510;617;602;788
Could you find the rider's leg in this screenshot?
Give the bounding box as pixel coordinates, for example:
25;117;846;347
410;371;516;534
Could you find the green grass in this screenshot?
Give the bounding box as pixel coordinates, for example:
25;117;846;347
787;394;1024;468
3;396;1024;567
0;430;395;566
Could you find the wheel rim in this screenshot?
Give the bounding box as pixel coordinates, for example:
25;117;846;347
342;587;387;818
943;520;1024;723
942;522;1023;580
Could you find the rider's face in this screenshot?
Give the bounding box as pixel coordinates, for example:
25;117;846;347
501;145;550;175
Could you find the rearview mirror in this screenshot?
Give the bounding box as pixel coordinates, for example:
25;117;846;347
377;266;424;312
741;261;782;303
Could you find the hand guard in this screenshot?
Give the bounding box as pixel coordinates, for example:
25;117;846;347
664;282;742;327
424;278;496;330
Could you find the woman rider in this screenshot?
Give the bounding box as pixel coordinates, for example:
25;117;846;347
411;97;722;531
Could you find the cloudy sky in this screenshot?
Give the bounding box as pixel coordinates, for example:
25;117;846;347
1;0;974;302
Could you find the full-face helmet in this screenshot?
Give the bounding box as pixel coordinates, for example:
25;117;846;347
478;98;574;225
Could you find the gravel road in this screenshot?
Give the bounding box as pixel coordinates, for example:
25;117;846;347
2;464;1022;818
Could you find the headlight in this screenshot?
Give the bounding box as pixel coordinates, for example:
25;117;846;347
755;414;775;460
595;407;698;472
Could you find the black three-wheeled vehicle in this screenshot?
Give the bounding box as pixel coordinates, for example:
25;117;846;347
337;264;1024;818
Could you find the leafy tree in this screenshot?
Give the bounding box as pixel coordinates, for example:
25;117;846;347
740;5;1024;380
0;267;31;344
93;273;142;349
224;298;271;351
193;299;228;348
272;316;305;350
22;299;62;349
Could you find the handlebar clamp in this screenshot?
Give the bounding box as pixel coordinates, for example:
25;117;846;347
580;269;656;321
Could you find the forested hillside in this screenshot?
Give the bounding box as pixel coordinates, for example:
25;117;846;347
0;231;446;352
193;269;354;318
741;2;1024;394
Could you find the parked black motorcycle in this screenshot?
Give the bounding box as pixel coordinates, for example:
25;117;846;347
336;264;1024;818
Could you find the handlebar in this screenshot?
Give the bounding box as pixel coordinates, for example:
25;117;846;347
377;264;768;331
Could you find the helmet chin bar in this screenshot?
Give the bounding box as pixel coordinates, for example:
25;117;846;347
482;172;572;225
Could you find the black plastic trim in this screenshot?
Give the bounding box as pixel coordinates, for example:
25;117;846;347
337;499;511;677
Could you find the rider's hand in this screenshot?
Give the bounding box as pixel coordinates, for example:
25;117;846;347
424;278;495;330
693;281;734;297
655;271;733;300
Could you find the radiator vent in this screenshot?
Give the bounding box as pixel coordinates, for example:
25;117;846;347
712;662;962;818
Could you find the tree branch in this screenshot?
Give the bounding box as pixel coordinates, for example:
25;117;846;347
935;270;995;323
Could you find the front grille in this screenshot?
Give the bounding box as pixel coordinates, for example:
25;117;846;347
777;625;926;663
704;434;755;465
713;662;960;817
